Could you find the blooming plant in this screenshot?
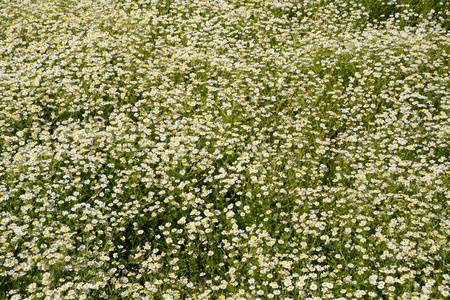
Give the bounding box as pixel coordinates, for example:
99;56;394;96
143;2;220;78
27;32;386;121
0;0;449;299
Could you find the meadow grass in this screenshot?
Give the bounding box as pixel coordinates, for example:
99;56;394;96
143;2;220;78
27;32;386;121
0;0;449;299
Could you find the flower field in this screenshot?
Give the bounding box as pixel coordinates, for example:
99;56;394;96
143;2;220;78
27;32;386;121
1;0;449;299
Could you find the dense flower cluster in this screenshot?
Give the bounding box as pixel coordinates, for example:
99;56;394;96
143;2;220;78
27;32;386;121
1;0;449;299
